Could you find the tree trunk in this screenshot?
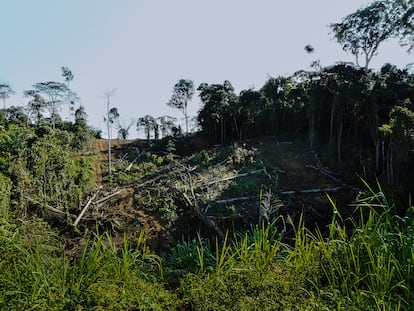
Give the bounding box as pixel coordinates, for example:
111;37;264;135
329;99;336;145
381;139;385;173
309;114;315;149
374;114;380;172
337;109;343;163
184;102;189;135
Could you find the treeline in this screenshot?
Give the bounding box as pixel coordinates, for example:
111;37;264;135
197;63;414;186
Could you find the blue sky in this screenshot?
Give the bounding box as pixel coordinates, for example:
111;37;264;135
1;1;412;138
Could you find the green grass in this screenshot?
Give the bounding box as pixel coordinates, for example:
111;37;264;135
0;183;413;310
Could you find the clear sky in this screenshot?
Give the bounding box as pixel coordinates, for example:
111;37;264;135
1;1;412;138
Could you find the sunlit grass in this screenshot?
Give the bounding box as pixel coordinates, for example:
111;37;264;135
0;182;413;310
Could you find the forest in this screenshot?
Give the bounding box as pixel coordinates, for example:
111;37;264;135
0;1;413;310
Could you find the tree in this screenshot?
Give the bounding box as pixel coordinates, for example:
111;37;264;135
0;83;15;110
26;93;47;124
330;1;395;69
3;106;29;126
260;76;294;134
72;105;89;148
116;119;134;140
108;107;120;125
24;81;77;128
238;88;263;137
61;66;75;122
137;115;157;142
157;116;177;138
379;104;414;184
381;0;414;53
167;79;194;135
103;89;116;178
198;80;238;144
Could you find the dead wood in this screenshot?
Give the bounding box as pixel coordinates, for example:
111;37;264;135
306;164;343;183
173;173;225;239
214;196;257;205
73;190;101;227
260;160;277;183
94;189;123;205
24;195;76;219
207;169;263;186
280;186;344;195
194;210;225;239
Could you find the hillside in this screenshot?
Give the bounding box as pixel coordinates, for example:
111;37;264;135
64;136;359;251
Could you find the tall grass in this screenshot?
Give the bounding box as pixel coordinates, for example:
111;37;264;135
0;183;412;310
0;220;178;310
285;182;414;310
177;183;413;310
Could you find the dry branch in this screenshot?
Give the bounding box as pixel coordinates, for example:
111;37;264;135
214;196;257;205
194;210;225;239
280;186;344;195
24;195;76;219
94;189;123;205
207;169;263;186
260;160;277;183
306;164;343;183
73;190;100;227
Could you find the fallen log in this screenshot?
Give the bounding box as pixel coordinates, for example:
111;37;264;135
24;195;76;219
306;164;343;183
94;189;123;205
73;190;100;227
280;186;344;195
194;210;225;239
260;160;277;183
207;169;263;186
214;196;257;205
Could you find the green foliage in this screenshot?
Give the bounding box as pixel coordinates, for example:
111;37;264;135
0;173;12;219
0;220;178;310
286;184;414;310
0;184;412;309
177;226;322;310
167;79;194;134
329;1;395;68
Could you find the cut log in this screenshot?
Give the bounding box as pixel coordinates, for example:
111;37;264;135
23;195;75;219
280;186;344;195
194;210;225;239
94;189;123;205
214;196;257;204
207;169;263;186
73;190;100;227
260;160;277;183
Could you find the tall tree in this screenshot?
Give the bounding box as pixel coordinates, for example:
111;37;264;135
157;115;177;138
24;82;76;128
381;0;414;52
26;93;47;124
61;66;75;122
0;83;15;110
260;76;293;134
330;1;395;69
103;89;116;178
167;79;194;135
379;104;414;184
198;80;238;144
137;115;157;142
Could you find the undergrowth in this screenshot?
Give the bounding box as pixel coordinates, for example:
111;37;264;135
0;183;413;310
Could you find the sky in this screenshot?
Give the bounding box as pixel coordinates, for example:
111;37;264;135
1;1;412;138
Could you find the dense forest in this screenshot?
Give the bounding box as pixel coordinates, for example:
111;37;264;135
0;1;413;310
